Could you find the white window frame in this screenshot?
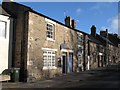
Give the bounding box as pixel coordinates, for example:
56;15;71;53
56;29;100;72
45;18;56;41
0;15;10;40
61;49;73;53
78;45;83;55
77;32;83;42
46;22;55;40
42;48;57;70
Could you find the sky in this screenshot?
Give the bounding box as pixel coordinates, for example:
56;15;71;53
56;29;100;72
0;0;119;35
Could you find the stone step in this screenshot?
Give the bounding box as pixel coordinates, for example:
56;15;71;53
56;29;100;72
0;75;10;81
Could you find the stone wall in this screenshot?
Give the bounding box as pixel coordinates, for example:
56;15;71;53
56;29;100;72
89;42;98;69
27;11;79;81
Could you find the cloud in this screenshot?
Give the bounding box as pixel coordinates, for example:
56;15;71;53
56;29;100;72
91;4;100;10
100;26;110;30
100;26;111;34
90;3;112;16
64;10;68;17
111;16;118;31
76;8;82;15
90;3;112;10
107;14;119;34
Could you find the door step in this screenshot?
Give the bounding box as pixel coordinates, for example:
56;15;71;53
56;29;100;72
0;75;10;82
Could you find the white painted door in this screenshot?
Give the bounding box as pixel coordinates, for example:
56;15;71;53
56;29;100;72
0;15;10;74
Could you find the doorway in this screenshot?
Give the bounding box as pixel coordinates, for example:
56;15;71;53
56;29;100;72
62;52;67;73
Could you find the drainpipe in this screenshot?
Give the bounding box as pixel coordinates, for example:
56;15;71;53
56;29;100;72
8;17;13;69
11;18;17;68
87;56;90;70
106;29;109;66
83;35;86;71
87;40;90;70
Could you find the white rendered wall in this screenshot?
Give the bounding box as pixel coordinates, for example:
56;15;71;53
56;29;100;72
0;15;10;74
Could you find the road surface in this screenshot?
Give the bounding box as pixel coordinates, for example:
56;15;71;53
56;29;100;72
1;63;120;89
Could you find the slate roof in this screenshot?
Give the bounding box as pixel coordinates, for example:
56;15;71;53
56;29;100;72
88;35;102;45
108;34;120;46
0;5;10;16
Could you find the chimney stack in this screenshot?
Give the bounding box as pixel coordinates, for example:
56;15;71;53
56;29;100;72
65;16;72;27
100;29;108;38
65;16;76;29
100;31;106;37
72;19;76;29
114;34;118;37
91;25;96;37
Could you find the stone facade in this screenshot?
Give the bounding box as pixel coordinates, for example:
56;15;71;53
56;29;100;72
27;11;79;81
89;42;98;69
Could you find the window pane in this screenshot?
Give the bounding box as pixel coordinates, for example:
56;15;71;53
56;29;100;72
43;50;56;68
47;35;50;38
50;32;53;35
43;51;47;54
46;23;54;39
52;52;55;54
49;28;52;31
47;31;51;34
0;21;6;38
47;27;49;30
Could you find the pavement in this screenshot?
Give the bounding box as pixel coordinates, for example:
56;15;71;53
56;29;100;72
1;63;120;89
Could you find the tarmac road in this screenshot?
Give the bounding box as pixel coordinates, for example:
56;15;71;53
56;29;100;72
1;63;120;89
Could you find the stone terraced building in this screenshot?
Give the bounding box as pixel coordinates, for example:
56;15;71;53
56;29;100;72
1;2;120;82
